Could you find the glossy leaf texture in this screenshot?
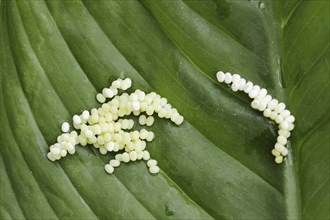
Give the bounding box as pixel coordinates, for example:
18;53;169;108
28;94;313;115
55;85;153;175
1;0;329;219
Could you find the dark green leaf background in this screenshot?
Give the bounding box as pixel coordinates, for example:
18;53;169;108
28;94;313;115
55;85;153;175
1;0;329;219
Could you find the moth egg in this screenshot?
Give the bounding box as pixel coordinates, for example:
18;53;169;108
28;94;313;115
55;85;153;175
62;133;70;142
139;115;147;125
66;142;75;151
102;103;111;112
130;93;138;101
275;115;284;124
171;112;180;122
120;82;129;90
47;152;56;162
149;166;160;174
109;159;120;167
164;103;172;111
248;89;259;99
287;123;295;131
252;85;260;92
175;116;184;125
131;101;140;111
81;110;90;120
104;164;114;174
146;116;155;126
261;95;272;105
90;108;97;115
146;132;155;142
134;141;142;152
100;123;109;133
275;156;283;164
131;131;140;140
103;88;114;98
160;98;167;106
145;96;153;105
263;108;272;117
85;130;93;138
114;133;123;143
61;122;70;133
279;121;289;130
270;111;278;120
110;106;118;115
151;104;160;113
60;150;67;157
274;143;285;152
286;115;295;123
97;136;105;145
124;78;132;89
111;98;120;107
78;136;87;146
107;123;114;133
243;82;253;93
280;110;291;118
89;136;97;144
96;93;106;103
122;152;130;163
251;100;260;109
158;108;167;118
267;99;278;110
50;148;60;156
277;135;287;145
111;87;119;96
122;133;131;144
121;119;130;129
52;153;61;160
271;149;281;157
99;147;107;155
137;151;144;160
115;153;123;162
139;129;149;140
129;151;138;161
114;122;121;132
72;115;81;125
68;148;76;155
141;141;146;150
257;88;267;98
94;124;102;135
143;151;150;160
90;114;99;124
231;83;239;92
275;102;286;113
238;78;246;91
149;92;156;99
126;142;135;151
113;142;120;152
216;71;226;82
111;80;121;88
281;147;289;156
224;72;233;84
144;106;153;115
128;120;135;129
138;92;146;101
232;74;241;83
147;159;158;167
278;130;291;138
70;130;78;137
257;102;267;111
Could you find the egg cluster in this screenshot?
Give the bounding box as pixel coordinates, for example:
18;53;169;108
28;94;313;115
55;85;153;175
47;78;184;174
216;71;295;164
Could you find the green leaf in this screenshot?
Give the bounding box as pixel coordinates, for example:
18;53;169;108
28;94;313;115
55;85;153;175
1;0;329;219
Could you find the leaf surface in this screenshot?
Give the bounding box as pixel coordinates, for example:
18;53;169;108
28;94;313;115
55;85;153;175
1;0;329;219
